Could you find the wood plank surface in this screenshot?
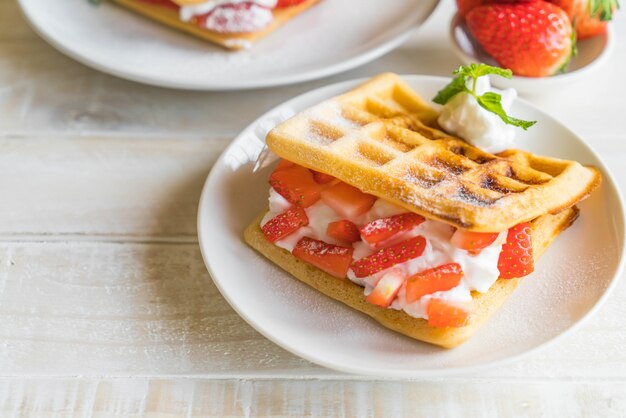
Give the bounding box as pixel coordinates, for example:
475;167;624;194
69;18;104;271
1;379;625;417
1;0;626;415
0;241;624;380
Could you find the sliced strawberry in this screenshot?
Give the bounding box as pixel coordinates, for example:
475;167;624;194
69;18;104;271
366;269;406;308
405;263;464;303
292;237;354;279
195;3;273;34
498;222;533;279
311;170;335;185
350;236;426;278
427;299;471;328
321;182;377;219
360;213;425;246
450;229;499;254
327;220;361;244
275;159;295;172
269;164;322;208
276;0;307;7
261;207;308;243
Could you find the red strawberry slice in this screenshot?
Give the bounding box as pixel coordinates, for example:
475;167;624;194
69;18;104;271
276;0;307;7
292;237;354;279
450;229;499;254
427;299;471;328
311;170;335;185
405;263;464;303
261;207;308;243
466;2;576;77
498;222;533;279
360;213;425;246
366;269;406;308
275;159;295;172
195;3;274;34
327;219;361;244
269;164;322;208
350;236;426;278
321;182;377;219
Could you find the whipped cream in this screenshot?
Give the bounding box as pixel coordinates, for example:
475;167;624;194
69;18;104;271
438;77;518;154
261;188;505;321
179;0;277;21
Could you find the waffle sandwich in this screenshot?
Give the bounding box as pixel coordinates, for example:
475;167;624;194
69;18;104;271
245;73;601;348
113;0;319;50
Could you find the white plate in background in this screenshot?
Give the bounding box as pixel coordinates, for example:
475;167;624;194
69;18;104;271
197;75;624;377
18;0;440;90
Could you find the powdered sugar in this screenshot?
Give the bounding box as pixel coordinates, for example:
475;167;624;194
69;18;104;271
202;4;274;34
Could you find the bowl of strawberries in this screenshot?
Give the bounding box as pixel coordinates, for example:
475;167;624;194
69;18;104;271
450;0;617;94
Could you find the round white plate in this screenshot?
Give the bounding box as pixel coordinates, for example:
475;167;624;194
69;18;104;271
18;0;440;90
198;76;625;377
449;14;614;95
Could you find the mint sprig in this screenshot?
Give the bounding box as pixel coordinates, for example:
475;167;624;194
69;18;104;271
433;64;537;131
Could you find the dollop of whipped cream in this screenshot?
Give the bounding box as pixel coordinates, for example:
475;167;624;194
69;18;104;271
438;77;518;154
179;0;278;21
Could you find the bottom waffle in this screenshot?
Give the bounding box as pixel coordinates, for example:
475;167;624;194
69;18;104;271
244;206;579;348
112;0;319;50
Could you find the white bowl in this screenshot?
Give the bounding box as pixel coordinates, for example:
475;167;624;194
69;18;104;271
449;13;614;95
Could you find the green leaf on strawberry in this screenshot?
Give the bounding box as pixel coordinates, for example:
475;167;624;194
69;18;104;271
433;64;536;131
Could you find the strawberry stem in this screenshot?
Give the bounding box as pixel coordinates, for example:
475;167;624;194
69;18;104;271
591;0;619;21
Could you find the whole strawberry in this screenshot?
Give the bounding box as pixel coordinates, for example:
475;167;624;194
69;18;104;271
456;0;534;19
547;0;619;39
466;2;576;77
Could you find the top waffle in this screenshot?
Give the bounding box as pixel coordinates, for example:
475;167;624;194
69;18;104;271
266;73;601;232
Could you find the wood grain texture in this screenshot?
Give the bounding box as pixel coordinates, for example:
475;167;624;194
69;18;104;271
0;241;624;379
0;136;226;239
1;378;625;417
1;0;626;415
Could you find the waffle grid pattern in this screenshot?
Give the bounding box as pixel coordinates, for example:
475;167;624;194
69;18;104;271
267;73;600;231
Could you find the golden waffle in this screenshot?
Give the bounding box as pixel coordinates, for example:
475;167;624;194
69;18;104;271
267;73;601;232
245;207;579;348
113;0;320;50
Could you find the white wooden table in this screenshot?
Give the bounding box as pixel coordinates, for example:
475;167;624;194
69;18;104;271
2;0;626;415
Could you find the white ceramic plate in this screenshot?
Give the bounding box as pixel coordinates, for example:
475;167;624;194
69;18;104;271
449;14;614;95
198;75;625;377
17;0;440;90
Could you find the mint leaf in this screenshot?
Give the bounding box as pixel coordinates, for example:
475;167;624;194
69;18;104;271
433;75;468;105
433;64;536;131
454;63;512;81
476;92;536;130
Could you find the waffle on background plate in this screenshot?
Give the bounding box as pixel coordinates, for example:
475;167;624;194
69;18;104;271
245;73;601;348
113;0;320;50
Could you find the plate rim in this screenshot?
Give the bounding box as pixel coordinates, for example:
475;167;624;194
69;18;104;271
17;0;441;91
198;74;626;377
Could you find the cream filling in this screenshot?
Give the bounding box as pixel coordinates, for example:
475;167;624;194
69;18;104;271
179;0;278;21
262;188;506;321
